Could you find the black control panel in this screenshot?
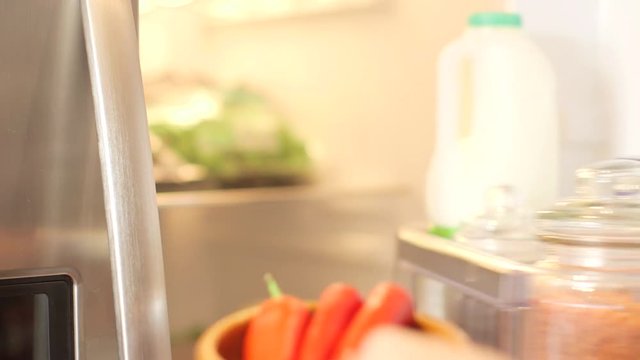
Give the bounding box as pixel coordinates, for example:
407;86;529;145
0;274;74;360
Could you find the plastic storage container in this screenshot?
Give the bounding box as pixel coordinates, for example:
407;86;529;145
426;12;558;233
396;225;535;358
525;159;640;359
396;187;541;357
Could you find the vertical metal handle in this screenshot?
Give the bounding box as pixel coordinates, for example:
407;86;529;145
81;0;172;359
131;0;139;35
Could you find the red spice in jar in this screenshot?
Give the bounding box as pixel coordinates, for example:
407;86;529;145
525;287;640;360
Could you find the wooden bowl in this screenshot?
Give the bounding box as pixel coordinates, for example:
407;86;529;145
194;306;468;360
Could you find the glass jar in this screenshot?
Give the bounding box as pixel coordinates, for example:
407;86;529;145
525;159;640;360
456;185;542;263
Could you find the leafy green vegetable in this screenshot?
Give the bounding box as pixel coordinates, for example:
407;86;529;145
148;86;312;188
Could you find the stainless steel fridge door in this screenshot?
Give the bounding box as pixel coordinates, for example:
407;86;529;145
0;0;171;358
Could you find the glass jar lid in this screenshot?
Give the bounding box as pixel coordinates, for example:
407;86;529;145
537;159;640;247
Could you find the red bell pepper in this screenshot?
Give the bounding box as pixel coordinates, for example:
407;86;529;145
244;274;311;360
298;283;363;360
333;282;413;359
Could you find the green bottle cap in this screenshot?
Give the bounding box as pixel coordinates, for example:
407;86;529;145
468;12;522;28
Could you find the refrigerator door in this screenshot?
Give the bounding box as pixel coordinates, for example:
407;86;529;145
0;0;170;359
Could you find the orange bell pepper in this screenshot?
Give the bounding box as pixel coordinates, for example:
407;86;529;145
298;283;363;360
244;274;311;360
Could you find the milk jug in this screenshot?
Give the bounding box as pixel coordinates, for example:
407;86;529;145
426;12;558;235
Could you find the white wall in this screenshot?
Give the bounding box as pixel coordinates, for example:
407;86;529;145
512;0;640;194
512;0;609;195
140;0;503;194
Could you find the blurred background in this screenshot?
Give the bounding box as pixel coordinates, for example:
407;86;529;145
135;0;633;358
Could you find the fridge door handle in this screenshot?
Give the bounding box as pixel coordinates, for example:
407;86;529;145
81;0;172;359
